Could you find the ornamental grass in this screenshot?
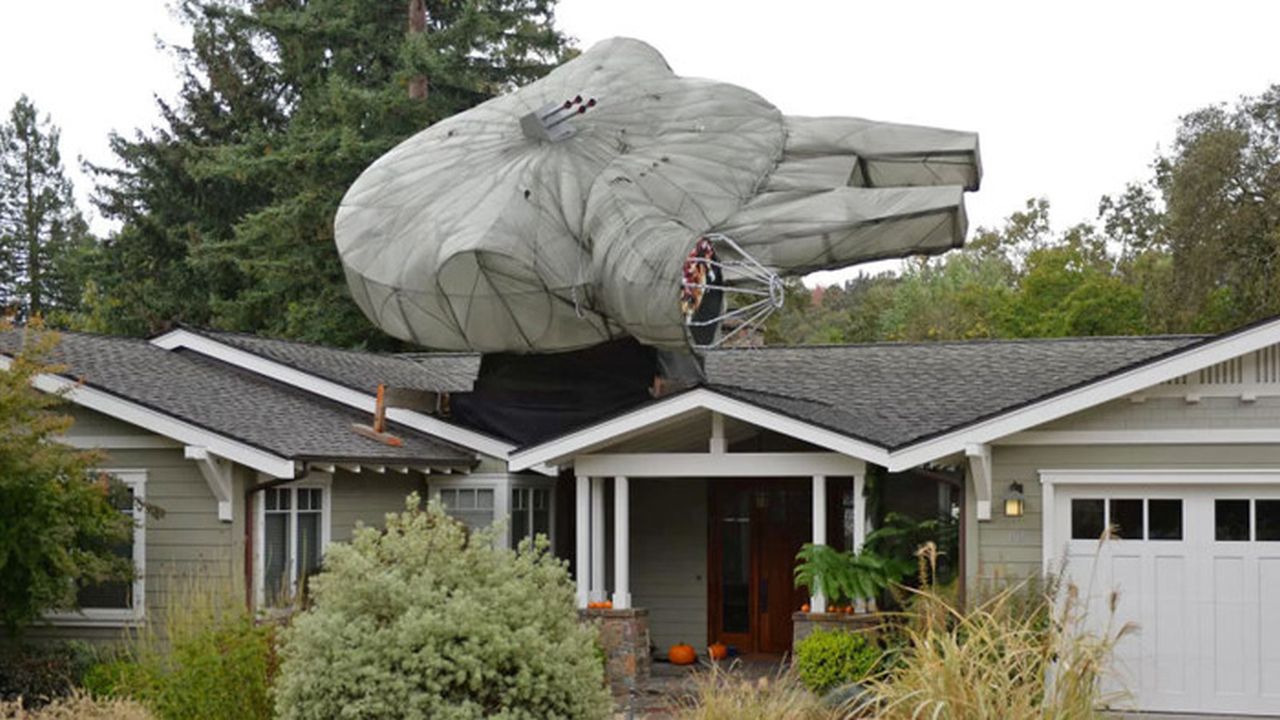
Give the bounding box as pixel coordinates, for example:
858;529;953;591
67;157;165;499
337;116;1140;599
849;544;1133;720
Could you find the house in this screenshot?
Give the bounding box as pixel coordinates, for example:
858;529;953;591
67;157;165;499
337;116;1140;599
5;319;1280;716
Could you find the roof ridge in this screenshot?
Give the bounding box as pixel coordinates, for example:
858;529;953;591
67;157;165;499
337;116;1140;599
178;324;419;362
709;334;1207;352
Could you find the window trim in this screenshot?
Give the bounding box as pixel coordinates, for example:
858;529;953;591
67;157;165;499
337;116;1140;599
429;473;556;549
46;469;147;627
254;472;331;609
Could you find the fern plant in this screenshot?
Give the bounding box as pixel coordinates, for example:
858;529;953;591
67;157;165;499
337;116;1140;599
793;544;911;605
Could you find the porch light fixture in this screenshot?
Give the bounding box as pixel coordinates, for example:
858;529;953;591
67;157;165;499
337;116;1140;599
1003;482;1026;518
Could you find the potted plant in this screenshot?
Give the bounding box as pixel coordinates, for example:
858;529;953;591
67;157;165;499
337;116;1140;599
792;544;910;612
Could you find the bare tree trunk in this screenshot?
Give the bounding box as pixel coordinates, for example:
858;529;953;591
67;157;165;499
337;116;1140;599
408;0;429;101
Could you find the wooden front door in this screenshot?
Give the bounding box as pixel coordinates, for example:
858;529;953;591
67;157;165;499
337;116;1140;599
708;480;812;654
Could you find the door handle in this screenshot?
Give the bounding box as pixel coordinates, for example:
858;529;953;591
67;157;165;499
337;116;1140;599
759;578;768;613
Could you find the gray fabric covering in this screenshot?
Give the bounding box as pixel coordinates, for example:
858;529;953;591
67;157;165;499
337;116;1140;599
0;330;473;465
193;328;479;392
336;37;981;353
703;336;1204;448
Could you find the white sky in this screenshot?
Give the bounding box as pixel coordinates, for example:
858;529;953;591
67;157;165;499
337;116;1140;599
2;0;1278;285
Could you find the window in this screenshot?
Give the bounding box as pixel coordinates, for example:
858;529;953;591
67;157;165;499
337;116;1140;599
1215;499;1251;542
1071;499;1105;540
1109;499;1144;540
511;487;551;548
432;475;556;549
49;470;146;625
1147;499;1183;540
1258;500;1280;542
439;488;496;531
258;483;328;607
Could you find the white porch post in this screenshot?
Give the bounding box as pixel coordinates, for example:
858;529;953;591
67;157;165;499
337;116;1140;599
811;474;827;612
575;475;590;608
853;471;869;613
613;476;631;609
590;476;606;603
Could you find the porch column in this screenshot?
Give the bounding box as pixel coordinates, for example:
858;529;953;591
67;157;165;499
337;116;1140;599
575;475;590;608
811;474;827;612
852;472;867;552
853;471;869;613
590;476;606;603
612;476;631;609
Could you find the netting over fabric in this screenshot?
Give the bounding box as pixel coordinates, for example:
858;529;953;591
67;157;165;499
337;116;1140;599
336;37;981;353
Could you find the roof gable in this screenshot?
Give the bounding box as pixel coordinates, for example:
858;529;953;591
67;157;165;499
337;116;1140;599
0;330;474;470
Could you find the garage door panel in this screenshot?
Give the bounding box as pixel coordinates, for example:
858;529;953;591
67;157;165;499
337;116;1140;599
1211;555;1248;696
1153;554;1189;695
1261;557;1280;697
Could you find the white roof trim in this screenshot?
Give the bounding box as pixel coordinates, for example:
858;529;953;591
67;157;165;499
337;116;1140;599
150;329;514;461
0;355;296;478
508;387;890;471
886;318;1280;471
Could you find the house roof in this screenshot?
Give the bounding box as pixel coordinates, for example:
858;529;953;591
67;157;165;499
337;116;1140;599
703;335;1205;449
0;330;474;467
184;328;480;393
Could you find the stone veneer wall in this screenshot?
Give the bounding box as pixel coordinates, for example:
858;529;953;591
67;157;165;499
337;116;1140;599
580;608;651;693
792;612;881;646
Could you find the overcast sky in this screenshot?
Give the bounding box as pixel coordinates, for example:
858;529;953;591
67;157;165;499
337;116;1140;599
2;0;1278;284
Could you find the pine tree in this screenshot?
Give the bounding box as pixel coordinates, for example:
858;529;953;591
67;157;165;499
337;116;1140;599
88;0;571;347
0;96;92;320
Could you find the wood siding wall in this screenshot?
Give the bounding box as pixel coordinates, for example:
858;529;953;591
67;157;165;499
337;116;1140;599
629;479;708;651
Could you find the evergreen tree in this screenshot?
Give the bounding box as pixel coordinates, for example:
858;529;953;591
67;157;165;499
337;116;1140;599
0;96;92;320
88;0;571;347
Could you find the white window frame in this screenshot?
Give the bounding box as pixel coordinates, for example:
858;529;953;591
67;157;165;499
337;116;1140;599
46;469;147;627
254;472;331;609
429;473;556;549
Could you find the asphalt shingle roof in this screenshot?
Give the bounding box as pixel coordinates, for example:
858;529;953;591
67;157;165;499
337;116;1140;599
193;328;480;393
703;335;1207;449
0;330;474;466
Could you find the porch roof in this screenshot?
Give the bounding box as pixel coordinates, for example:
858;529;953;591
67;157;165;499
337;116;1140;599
510;333;1221;471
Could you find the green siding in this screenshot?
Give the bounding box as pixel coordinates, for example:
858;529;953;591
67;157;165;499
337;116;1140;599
630;479;708;651
329;470;426;542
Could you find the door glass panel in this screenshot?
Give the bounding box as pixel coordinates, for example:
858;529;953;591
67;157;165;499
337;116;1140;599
1071;499;1105;540
1109;499;1144;540
1147;499;1183;540
720;493;751;635
1257;500;1280;541
1215;499;1251;541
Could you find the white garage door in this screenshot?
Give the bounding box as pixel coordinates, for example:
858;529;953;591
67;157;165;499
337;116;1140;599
1052;482;1280;716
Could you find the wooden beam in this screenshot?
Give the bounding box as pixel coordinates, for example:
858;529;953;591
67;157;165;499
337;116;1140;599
184;446;233;522
965;444;992;521
575;452;865;478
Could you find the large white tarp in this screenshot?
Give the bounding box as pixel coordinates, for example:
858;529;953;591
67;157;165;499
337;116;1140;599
336;38;981;352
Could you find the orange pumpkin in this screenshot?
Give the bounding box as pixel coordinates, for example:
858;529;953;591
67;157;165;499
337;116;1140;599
668;643;697;665
800;603;810;613
708;642;728;661
603;600;613;609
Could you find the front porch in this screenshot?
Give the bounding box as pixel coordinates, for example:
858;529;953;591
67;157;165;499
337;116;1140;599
513;402;968;683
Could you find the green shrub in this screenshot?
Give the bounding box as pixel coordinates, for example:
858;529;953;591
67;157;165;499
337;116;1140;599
793;630;881;694
273;494;611;719
0;642;98;705
82;576;274;720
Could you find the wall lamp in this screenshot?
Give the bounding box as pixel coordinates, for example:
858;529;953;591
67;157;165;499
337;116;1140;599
1003;482;1026;518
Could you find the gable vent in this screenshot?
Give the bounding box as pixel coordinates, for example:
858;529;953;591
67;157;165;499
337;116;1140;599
1199;356;1244;385
1256;344;1280;384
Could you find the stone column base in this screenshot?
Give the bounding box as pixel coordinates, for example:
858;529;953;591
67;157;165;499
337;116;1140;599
579;607;651;693
792;611;882;646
